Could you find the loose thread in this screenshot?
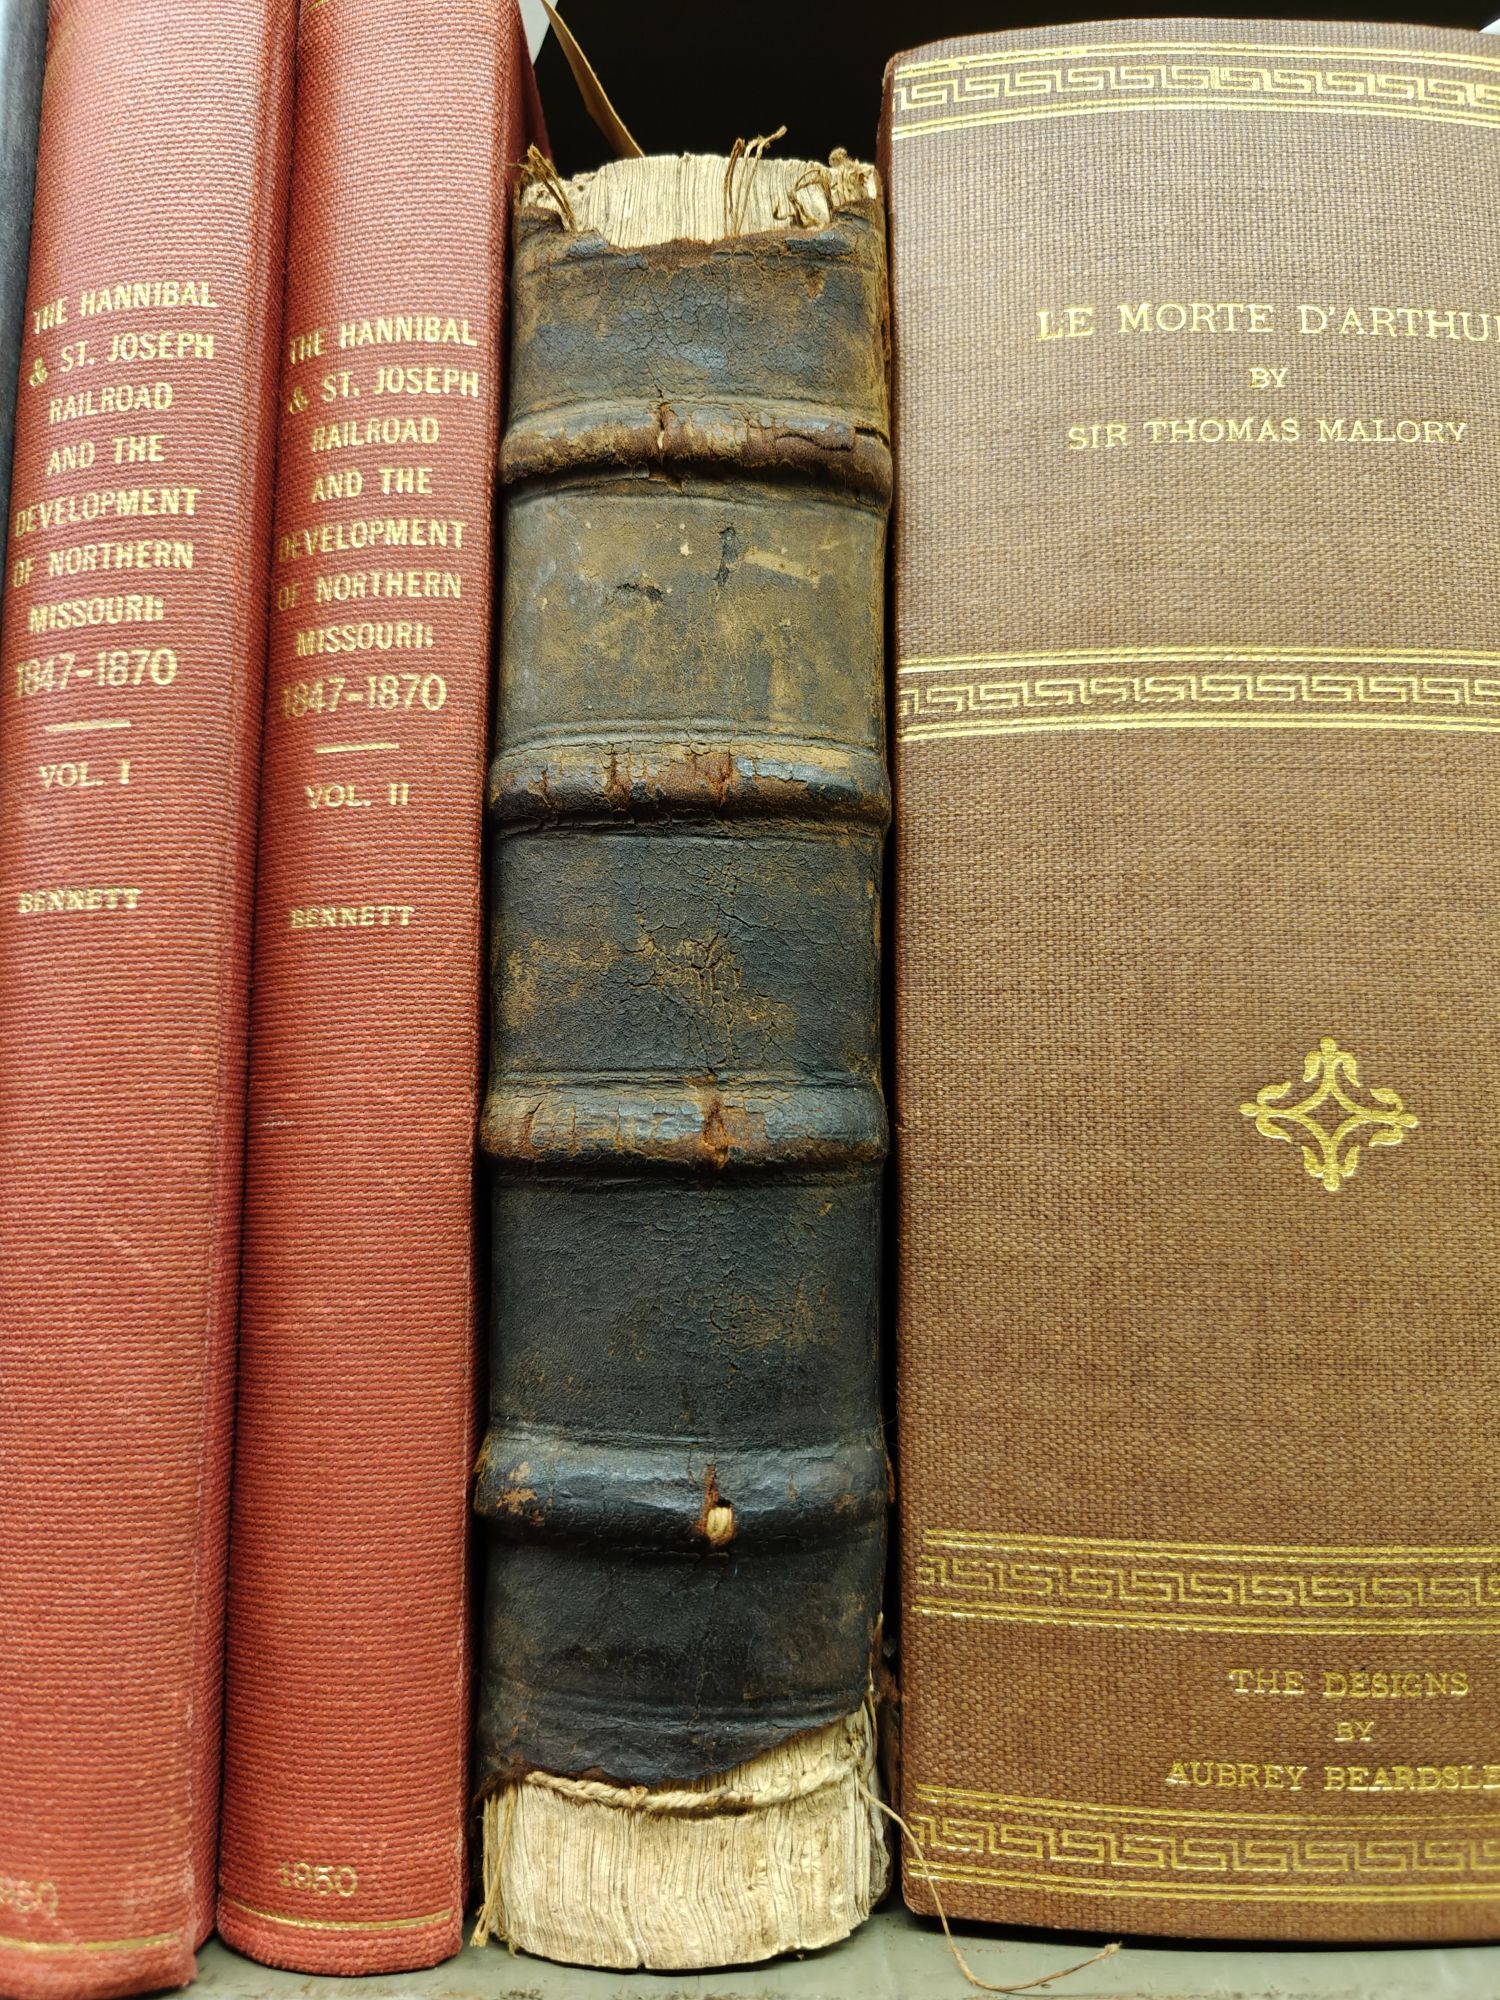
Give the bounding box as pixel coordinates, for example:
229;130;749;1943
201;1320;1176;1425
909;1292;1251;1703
470;1786;518;1950
474;1683;1108;1991
855;1747;1121;1996
780;158;832;228
722;135;743;234
521;145;576;231
724;125;788;236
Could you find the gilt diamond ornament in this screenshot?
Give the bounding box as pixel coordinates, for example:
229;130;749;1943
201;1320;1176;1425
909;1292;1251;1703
1240;1037;1417;1192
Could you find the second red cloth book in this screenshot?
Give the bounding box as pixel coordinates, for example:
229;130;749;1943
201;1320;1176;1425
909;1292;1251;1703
217;0;543;1973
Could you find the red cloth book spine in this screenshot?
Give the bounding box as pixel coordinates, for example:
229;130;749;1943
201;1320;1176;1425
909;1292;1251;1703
0;3;293;1994
216;0;543;1974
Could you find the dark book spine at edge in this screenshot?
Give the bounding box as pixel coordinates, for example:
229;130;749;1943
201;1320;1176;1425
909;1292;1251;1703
0;0;47;535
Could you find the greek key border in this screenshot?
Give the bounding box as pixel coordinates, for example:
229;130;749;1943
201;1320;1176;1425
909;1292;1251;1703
896;650;1500;745
915;1529;1500;1636
907;1787;1500;1901
889;43;1500;138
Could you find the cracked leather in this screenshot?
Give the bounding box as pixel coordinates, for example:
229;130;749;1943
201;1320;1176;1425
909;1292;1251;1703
476;190;892;1787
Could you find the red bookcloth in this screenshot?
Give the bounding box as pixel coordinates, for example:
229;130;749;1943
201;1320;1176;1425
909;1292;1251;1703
0;3;293;1993
216;0;544;1974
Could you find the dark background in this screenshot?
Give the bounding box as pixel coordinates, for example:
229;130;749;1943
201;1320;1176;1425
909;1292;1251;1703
536;1;1494;173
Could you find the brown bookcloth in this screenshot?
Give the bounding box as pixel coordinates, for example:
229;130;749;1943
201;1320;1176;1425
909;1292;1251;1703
884;17;1500;1943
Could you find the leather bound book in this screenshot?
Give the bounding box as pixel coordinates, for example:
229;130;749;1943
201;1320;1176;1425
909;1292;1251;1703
216;0;543;1976
884;15;1500;1944
472;153;891;1970
0;3;292;1994
0;0;46;539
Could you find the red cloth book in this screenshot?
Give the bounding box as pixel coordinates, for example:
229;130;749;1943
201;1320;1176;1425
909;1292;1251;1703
216;0;544;1973
0;3;293;1993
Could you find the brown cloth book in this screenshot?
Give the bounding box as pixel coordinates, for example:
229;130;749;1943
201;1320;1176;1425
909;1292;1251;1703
883;16;1500;1943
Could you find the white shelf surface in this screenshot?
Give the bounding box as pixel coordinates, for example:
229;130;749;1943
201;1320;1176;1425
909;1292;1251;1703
189;1903;1500;1999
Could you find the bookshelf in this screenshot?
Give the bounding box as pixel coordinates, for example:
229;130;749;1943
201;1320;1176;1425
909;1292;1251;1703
194;1906;1500;1998
104;10;1500;1995
190;12;1500;1997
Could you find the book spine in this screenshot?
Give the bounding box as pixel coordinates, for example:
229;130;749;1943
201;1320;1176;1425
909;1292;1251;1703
883;15;1500;1948
216;1;541;1975
0;0;47;537
0;3;293;1994
475;181;890;1965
